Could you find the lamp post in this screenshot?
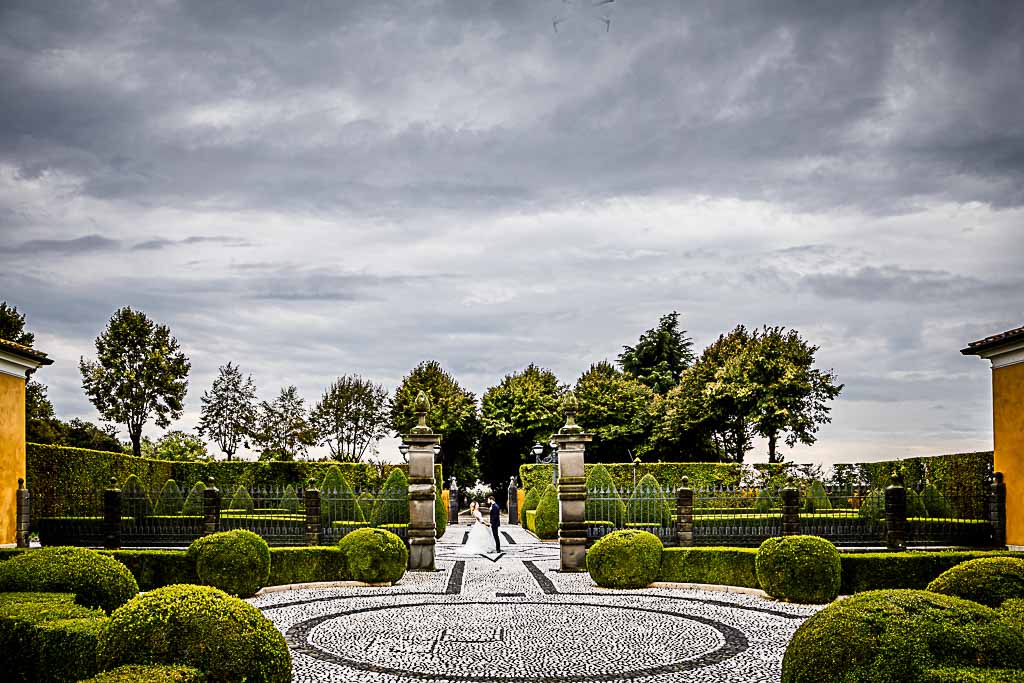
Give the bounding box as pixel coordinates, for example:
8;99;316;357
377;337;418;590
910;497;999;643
535;441;559;486
632;456;641;489
398;443;410;461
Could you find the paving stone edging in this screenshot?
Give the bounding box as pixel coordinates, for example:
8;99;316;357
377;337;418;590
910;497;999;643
648;581;770;598
256;580;391;595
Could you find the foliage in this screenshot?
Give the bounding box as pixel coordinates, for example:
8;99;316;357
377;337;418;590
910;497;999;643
922;483;953;518
520;461;754;494
181;481;205;516
320;465;364;524
96;584;291;683
370;469;409;526
575;361;657;462
617;311;695;394
0;592;108;683
435;484;447;538
756;535;841;603
311;374;390;462
840;551;1024;594
79;307;191;458
922;669;1024;683
0;546;138;613
154;430;209;462
907;488;929;517
153;478;184;515
479;364;565;486
858;488;885;520
780;590;1024;683
338;528;408;583
520;487;540;526
103;550;198;590
658;547;760;587
281;484;300;513
928;558;1024;607
587;529;664;588
227;486;254;513
533;484;559;539
188;529;271;598
803;480;832;513
267;546;347;585
251;385;316;461
390;360;480;483
121;474;151;521
586;464;626;526
357;492;375;521
197;362;257;461
0;300;34;344
80;665;205;682
626;473;673;525
465;479;493;502
25;379;62;445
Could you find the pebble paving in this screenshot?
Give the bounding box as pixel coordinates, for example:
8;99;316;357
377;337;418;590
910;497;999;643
252;523;822;682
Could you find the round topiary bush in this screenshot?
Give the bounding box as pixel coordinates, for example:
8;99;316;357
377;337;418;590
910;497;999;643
781;589;1024;683
927;557;1024;607
533;484;559;539
0;546;138;613
587;529;663;589
96;584;291;683
188;529;271;598
756;535;841;604
338;527;408;583
520;487;540;526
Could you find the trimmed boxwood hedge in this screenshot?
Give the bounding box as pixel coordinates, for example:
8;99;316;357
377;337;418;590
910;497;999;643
370;469;409;526
588;529;663;589
0;592;108;682
756;535;842;604
338;528;407;584
533;484;559;539
520;487;541;527
188;529;271;598
781;589;1024;683
658;547;759;588
923;668;1024;682
0;546;138;613
927;557;1024;607
97;584;292;683
267;546;347;585
80;665;205;682
840;550;1024;594
104;549;198;590
585;464;626;527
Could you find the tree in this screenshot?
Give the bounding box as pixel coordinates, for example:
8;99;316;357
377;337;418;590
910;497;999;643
617;311;695;394
479;364;565;487
197;362;257;461
311;375;390;462
251;385;315;461
79;307;190;457
61;418;124;452
25;380;62;445
0;301;34;346
155;430;209;461
574;361;657;463
739;326;843;463
390;361;480;482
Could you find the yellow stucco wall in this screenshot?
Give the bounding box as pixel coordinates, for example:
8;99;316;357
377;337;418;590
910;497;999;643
0;372;27;546
993;361;1024;547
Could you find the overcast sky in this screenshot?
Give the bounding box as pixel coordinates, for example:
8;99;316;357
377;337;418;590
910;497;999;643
1;1;1021;467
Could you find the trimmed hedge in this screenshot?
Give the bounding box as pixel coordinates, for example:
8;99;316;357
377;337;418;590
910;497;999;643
928;557;1024;607
802;481;832;513
626;473;673;526
320;466;365;524
923;668;1024;682
533;484;559;539
267;546;347;585
338;528;407;584
97;584;292;683
840;550;1024;594
154;479;184;515
0;592;108;682
227;486;254;512
756;535;841;604
435;485;447;538
0;546;138;613
188;529;271;598
370;469;409;526
658;547;760;588
588;529;663;588
520;487;540;527
781;589;1024;683
586;464;626;526
103;549;198;590
80;665;206;682
181;481;205;516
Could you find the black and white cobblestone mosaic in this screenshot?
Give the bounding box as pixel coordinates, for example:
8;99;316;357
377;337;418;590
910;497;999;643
252;525;821;682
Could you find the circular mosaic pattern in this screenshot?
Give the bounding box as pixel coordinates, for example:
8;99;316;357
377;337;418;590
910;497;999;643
288;599;748;682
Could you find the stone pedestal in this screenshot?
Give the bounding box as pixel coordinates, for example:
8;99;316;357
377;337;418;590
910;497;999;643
404;390;440;572
550;392;592;573
507;477;519;525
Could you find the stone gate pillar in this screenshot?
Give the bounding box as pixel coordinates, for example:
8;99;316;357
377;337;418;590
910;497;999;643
404;390;440;571
550;392;592;572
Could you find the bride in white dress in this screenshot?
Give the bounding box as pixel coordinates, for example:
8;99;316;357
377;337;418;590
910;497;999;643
461;501;493;554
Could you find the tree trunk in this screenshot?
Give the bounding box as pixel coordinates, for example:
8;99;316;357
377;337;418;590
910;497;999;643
768;433;778;463
130;427;142;458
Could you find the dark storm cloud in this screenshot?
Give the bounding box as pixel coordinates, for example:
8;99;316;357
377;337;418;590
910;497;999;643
7;234;120;255
131;236;251;250
0;1;1022;214
802;267;1023;304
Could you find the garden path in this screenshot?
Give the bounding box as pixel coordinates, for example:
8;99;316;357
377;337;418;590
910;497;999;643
254;524;821;683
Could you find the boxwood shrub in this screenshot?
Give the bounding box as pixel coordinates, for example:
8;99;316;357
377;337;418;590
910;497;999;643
104;549;198;590
435;485;447;538
586;464;626;527
0;592;108;683
533;484;559;539
97;584;291;683
922;483;953;518
520;487;541;527
338;527;407;584
781;589;1024;683
227;486;254;512
267;546;347;585
587;529;663;589
927;557;1024;607
659;547;760;588
370;469;409;526
922;668;1024;682
840;550;1024;594
154;479;184;515
188;529;271;598
802;481;832;513
181;481;205;516
626;473;673;526
756;535;841;604
0;546;138;613
80;665;205;682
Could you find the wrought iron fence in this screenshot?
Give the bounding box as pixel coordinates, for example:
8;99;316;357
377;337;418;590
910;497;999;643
218;486;306;547
121;485;204;547
796;485;882;547
903;484;994;547
586;484;677;545
693;485;783;546
320;486;409;544
35;488;105;547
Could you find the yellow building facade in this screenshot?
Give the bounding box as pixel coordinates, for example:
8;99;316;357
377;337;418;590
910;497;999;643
0;339;52;547
963;326;1024;549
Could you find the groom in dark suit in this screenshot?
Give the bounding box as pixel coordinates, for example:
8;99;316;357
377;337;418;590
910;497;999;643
487;495;501;552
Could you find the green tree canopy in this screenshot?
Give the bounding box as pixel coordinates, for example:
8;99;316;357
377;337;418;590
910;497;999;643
79;307;191;457
575;361;657;463
251;385;316;461
312;374;390;462
155;430;209;461
0;301;34;346
390;360;480;482
479;364;565;488
617;311;695;394
197;362;257;461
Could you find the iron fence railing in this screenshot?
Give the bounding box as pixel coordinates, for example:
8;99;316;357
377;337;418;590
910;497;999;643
693;485;783;546
35;488;105;547
218;487;306;546
587;484;677;545
320;487;408;544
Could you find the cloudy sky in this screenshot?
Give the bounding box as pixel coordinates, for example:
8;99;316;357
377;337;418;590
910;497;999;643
1;1;1021;467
